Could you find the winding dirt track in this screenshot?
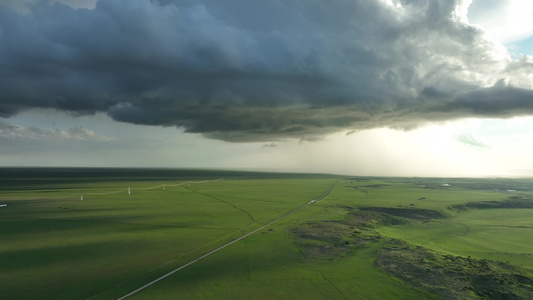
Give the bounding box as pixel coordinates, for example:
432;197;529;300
184;186;258;224
116;181;338;300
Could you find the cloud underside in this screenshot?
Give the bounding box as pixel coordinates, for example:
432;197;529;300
1;0;533;142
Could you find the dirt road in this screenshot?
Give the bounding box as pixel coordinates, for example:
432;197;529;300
117;181;338;299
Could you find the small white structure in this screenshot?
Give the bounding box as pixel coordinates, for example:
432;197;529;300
0;204;7;207
128;187;131;195
80;194;83;201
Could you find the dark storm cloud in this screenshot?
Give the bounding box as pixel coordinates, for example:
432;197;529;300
438;85;533;117
1;0;532;141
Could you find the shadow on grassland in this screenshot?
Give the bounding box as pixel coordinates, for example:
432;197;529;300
290;206;533;299
0;167;341;191
449;195;533;212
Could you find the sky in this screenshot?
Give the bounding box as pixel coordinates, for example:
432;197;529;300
1;0;533;177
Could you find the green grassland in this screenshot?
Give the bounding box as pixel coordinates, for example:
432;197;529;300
2;168;533;299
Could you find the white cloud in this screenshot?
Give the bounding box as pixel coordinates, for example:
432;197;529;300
0;119;110;140
456;134;490;148
468;0;533;44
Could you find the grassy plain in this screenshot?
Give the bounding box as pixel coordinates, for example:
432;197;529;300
2;169;533;299
379;208;533;268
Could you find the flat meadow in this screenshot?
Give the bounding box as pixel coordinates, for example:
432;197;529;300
2;168;533;299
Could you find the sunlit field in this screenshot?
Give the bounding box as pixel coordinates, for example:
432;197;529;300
2;168;533;299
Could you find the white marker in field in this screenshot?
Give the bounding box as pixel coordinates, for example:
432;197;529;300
128;187;131;195
81;194;83;201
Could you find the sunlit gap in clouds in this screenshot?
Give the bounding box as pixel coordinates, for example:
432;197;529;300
335;117;533;178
